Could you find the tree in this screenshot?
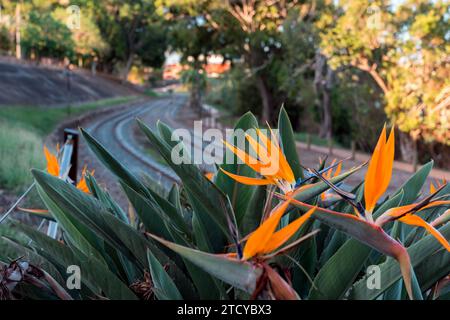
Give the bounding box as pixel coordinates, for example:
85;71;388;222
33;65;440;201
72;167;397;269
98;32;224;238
219;0;318;123
320;0;450;161
93;0;167;80
22;10;75;60
52;5;108;67
156;0;221;111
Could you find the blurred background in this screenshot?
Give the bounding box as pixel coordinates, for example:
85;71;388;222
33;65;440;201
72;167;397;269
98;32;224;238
0;0;448;201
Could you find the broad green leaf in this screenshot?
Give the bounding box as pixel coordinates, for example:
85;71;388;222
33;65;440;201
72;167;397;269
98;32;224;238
32;169;149;270
147;249;183;300
167;228;225;299
278;107;303;180
392;161;433;205
414;247;450;293
10;221;138;300
349;222;450;299
122;182;180;240
33;169;198;298
138;119;233;250
149;234;262;293
384;221;405;300
80;128;149;196
241;185;267;235
86;174;129;223
36;184;108;267
0;235;65;288
167;184;184;217
308;191;404;299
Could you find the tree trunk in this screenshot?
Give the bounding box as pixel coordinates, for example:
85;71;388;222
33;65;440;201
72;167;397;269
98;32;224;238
399;130;418;164
255;75;273;123
315;52;333;139
189;81;202;114
121;54;134;82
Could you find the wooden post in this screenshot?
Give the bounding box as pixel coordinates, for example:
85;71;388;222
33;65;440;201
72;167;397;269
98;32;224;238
328;137;333;155
306;134;311;150
351;140;356;160
47;129;79;239
412;150;418;172
15;3;21;59
412;138;418;172
64;128;79;183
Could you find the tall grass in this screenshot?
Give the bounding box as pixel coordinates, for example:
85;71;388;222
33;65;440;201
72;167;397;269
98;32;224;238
0;120;45;191
0;96;138;136
0;95;139;192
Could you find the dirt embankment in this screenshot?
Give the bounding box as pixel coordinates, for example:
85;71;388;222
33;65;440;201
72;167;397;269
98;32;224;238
0;58;139;106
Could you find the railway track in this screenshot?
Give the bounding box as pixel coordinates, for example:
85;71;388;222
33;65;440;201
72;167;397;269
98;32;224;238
86;95;223;191
88;97;180;190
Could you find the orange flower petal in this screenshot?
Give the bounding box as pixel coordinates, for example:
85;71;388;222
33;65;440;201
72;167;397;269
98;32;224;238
262;206;316;254
430;182;436;194
243;199;291;260
325;159;337;180
44;146;60;177
223;140;265;173
399;214;450;251
268;127;295;184
245;133;271;165
219;168;273;186
386;203;417;218
334;161;342;177
364;125;394;212
419;200;450;212
18;208;49;214
380;127;395;194
205;172;214;181
256;128;287;181
76;166;93;194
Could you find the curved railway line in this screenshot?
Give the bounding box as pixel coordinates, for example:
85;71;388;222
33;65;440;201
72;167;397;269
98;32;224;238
85;95;222;190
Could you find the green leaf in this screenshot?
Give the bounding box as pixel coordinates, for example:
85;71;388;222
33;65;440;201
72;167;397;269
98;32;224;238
147;249;183;300
32;169;198;299
80;128;149;196
35;184;108;267
349;222;450;299
122;182;188;240
0;235;65;288
215;112;259;224
86;174;129;223
383;221;404;300
240;185;267;235
32;169;149;270
138;119;233;250
149;233;263;293
167;228;225;299
307;161;433;300
10;221;138;300
393;161;433;205
293;163;365;203
414;247;450;293
308;191;404;299
278;107;303;180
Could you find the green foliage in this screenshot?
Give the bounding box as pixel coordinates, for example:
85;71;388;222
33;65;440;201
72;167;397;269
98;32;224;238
0;96;138;136
92;0;167;77
320;0;450;145
0;120;44;191
2;111;449;300
22;10;75;60
0;96;137;191
0;26;11;52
